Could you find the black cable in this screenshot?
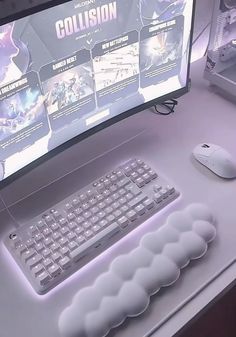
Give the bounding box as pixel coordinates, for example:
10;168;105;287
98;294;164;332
153;99;178;116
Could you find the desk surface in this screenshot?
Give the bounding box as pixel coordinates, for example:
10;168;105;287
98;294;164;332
1;58;236;337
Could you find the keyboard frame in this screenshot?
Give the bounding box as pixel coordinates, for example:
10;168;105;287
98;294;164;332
4;159;180;294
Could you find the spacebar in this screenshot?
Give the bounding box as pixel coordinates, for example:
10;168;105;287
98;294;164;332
70;223;120;261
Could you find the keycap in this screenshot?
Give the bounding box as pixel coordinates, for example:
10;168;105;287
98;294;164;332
118;216;129;228
70;223;120;262
27;255;43;269
129;196;148;208
43;228;51;237
43;258;53;268
59;257;71;270
135;204;145;215
48;264;61;277
76;236;86;245
42;248;51;258
60;247;70;256
68;241;78;251
50;243;60;252
127;210;137;221
52;252;61;263
35;243;44;252
60;227;70;235
37;271;50;286
32;264;44;277
22;249;36;263
143;199;155;209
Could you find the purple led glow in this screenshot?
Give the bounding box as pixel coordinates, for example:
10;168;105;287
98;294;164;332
2;196;181;300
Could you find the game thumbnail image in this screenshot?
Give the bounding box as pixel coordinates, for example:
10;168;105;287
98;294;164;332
140;29;183;72
93;43;139;91
0;88;46;142
140;0;186;25
42;64;94;115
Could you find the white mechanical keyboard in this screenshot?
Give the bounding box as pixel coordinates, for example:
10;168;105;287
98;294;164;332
4;159;179;294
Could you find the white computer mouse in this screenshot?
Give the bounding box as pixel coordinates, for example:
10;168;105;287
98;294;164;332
193;143;236;179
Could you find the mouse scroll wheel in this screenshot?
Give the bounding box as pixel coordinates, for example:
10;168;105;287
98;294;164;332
202;144;210;148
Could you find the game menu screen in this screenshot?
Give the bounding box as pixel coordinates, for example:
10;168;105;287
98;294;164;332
0;0;194;181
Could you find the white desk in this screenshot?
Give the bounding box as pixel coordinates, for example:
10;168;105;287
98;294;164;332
0;58;236;337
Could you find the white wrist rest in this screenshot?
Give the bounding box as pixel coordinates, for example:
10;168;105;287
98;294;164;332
59;203;216;337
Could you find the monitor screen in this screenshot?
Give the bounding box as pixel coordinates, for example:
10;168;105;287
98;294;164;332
0;0;194;184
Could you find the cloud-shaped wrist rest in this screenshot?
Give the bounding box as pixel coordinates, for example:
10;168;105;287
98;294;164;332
59;203;216;337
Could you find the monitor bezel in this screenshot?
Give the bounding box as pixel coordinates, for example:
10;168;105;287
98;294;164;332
0;0;196;189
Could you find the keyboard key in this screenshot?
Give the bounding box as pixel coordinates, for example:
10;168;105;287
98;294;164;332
79;194;87;202
72;198;80;207
45;215;54;224
16;244;27;255
68;222;77;230
44;237;53;247
84;211;92;219
92;225;101;233
150;170;158;179
43;258;53;268
52;232;61;241
76;236;86;245
118;216;129;228
51;223;60;231
35;243;44;252
91;206;99;214
43;228;51;237
160;188;169;199
127;210;138;222
67;232;76;241
22;249;36;263
144;199;155;210
154;193;162;204
59;257;71;270
52;252;61;263
107;215;115;223
59;218;67;226
126;184;141;196
83;222;91;229
27;255;43;269
135;204;146;215
143;173;152;184
75;208;83;216
68;241;78;251
35;233;44;242
70;223;120;262
65;203;73;212
85;230;93;239
42;248;51;258
48;264;61;278
91;216;99;224
128;195;147;208
75;227;83;235
99;219;108;228
60;227;70;235
59;238;68;247
50;243;60;252
67;213;75;221
60;247;70;256
37;271;50;286
26;239;35;248
32;264;44;277
136;177;145;188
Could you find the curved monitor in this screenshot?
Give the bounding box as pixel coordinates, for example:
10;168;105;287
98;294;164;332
0;0;195;187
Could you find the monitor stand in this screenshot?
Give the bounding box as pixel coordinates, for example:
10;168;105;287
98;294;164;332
0;111;154;228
